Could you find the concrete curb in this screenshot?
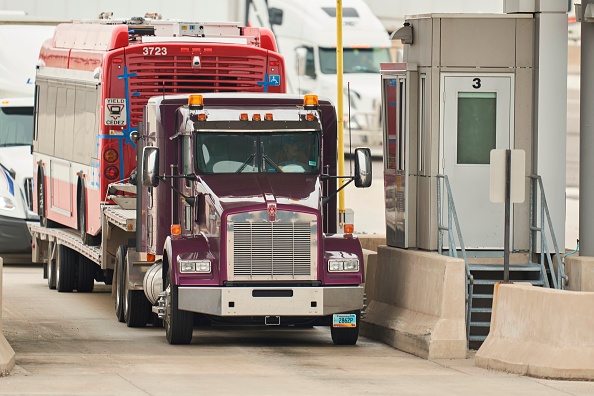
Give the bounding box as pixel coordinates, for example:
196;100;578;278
476;283;594;380
361;246;466;360
0;257;15;376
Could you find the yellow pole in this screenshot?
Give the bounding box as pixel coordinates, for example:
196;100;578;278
336;0;345;228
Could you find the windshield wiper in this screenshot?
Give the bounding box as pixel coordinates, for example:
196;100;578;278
263;155;283;173
236;154;255;173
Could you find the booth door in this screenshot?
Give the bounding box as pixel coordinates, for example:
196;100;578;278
441;74;514;249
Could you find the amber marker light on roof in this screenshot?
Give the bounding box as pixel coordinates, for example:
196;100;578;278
171;224;181;235
265;113;273;121
197;113;207;121
306;113;316;121
303;94;318;109
239;113;249;121
344;223;354;234
188;94;204;110
252;114;261;121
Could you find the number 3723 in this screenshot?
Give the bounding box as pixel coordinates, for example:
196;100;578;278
143;47;167;55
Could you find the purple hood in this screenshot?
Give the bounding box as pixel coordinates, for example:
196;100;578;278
199;173;321;214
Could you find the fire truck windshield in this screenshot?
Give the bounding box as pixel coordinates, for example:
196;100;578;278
195;132;320;174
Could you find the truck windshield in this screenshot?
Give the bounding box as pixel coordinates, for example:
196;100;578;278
195;132;320;174
319;47;390;74
0;106;33;147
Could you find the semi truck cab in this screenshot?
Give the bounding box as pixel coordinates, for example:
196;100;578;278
140;92;372;344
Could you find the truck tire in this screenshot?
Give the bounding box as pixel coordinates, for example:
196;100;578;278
114;245;126;323
56;244;76;292
330;310;360;346
165;270;193;345
47;242;56;290
77;255;95;293
124;289;151;328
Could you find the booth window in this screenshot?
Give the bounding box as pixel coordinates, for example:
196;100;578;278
457;92;496;165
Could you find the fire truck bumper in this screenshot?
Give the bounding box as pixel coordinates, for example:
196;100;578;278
178;286;364;316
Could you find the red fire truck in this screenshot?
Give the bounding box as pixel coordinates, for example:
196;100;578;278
32;17;285;246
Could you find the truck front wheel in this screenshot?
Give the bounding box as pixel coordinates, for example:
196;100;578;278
165;270;193;345
330;310;360;346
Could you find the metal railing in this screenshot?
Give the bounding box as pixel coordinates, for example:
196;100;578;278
529;174;567;289
436;174;472;345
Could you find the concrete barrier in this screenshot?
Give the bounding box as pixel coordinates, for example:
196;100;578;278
363;249;377;302
476;283;594;380
565;255;594;292
357;235;386;252
361;246;467;360
0;257;15;376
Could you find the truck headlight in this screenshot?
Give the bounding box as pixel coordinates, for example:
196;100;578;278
0;196;16;211
328;259;359;272
179;260;211;273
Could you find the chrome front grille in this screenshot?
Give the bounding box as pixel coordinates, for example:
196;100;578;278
227;211;317;281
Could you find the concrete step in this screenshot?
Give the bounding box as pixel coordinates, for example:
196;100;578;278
468;264;541;271
471;307;492;314
472;279;544;286
471;294;494;299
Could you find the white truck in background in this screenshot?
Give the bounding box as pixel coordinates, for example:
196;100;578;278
247;0;391;156
0;16;63;262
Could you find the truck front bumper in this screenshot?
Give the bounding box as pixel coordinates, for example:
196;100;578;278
178;286;364;316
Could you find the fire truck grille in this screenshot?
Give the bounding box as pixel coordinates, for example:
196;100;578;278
231;222;314;280
126;54;267;125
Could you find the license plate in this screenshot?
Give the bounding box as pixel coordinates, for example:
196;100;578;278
332;313;357;328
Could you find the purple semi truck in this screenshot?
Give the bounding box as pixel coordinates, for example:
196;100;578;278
114;92;372;345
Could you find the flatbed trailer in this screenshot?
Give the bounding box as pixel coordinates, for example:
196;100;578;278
29;184;143;293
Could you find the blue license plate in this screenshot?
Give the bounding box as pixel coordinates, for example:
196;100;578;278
332;313;357;328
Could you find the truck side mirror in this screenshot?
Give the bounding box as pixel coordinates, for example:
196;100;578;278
142;146;160;187
354;148;372;188
268;7;283;26
295;47;307;77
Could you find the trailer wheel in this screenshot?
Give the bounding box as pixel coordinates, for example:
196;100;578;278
77;255;95;293
165;270;193;344
330;310;360;346
115;245;126;323
56;244;76;292
47;242;56;290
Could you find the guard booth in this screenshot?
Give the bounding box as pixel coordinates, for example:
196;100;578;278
382;1;568;252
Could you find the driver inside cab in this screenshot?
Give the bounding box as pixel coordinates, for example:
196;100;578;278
273;136;309;167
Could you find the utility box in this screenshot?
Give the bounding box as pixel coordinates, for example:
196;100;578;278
382;0;567;251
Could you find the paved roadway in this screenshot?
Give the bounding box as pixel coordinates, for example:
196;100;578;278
3;264;594;395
